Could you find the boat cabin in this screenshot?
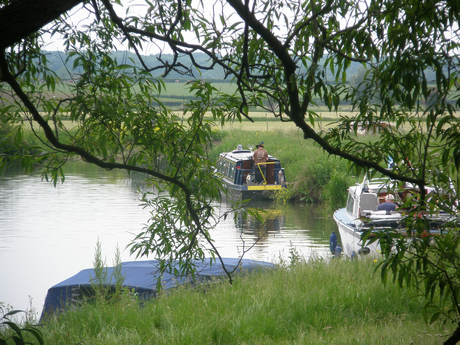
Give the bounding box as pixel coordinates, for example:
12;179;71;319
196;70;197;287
216;150;285;186
346;178;456;220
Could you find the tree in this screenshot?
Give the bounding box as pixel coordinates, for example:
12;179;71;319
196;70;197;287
1;0;460;341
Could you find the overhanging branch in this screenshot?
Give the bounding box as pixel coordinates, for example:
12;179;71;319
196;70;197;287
0;0;84;50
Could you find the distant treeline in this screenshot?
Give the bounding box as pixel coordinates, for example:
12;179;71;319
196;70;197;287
40;50;441;110
43;50;438;85
42;50;231;81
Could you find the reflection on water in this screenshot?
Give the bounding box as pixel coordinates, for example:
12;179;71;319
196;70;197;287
0;161;338;318
212;200;337;263
235;208;284;235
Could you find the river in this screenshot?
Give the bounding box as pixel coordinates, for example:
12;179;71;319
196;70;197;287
0;162;338;318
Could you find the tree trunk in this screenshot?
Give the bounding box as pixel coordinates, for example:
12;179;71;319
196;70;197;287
444;325;460;345
0;0;83;50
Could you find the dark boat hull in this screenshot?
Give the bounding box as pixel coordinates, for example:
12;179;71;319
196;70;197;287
221;181;284;202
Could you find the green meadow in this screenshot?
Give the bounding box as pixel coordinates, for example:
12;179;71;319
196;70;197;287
51;81;356;116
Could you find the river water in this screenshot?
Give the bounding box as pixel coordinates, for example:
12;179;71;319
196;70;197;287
0;162;338;318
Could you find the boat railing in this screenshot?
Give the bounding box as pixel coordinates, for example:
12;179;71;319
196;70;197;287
254;162;278;185
235;162;284;186
235;167;262;185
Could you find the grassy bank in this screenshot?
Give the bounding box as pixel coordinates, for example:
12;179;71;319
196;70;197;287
26;258;454;344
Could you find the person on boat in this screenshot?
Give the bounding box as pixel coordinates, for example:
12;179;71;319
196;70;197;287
234;144;243;152
377;194;398;211
253;142;268;183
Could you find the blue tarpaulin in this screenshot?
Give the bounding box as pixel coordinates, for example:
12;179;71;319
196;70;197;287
41;258;274;319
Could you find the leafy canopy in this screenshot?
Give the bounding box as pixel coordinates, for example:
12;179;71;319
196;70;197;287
1;0;460;339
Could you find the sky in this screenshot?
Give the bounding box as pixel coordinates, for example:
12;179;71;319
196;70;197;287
41;0;212;55
41;1;169;55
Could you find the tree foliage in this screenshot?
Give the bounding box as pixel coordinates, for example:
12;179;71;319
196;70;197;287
1;0;460;340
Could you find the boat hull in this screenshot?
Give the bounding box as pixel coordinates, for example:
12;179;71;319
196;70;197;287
333;208;381;257
221;181;284;202
333;176;457;258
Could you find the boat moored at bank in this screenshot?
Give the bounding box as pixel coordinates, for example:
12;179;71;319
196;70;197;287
215;148;287;202
333;176;457;258
41;258;275;320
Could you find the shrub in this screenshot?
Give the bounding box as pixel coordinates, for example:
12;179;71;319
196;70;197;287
322;170;356;209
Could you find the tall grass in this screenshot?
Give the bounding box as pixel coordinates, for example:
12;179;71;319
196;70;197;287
38;257;454;344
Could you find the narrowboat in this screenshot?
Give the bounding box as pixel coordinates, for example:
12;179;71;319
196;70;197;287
215;148;287;201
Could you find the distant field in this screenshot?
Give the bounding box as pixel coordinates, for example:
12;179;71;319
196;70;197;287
52;81;338;110
9;80;458;119
56;112;339;132
19;80;460;133
205;111;343;132
57;108;459;133
53;81;238;98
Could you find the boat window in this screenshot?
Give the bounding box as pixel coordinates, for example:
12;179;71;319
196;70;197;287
217;161;225;174
229;164;235;178
346;193;354;213
359;193;379;211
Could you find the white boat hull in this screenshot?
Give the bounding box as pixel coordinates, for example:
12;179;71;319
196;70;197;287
333;208;381;258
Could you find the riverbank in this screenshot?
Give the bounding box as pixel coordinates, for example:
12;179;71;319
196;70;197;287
21;258;455;344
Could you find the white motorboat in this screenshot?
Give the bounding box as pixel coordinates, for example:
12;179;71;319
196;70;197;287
333;176;457;258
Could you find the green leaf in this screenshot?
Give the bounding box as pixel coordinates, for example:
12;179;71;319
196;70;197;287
429;312;441;324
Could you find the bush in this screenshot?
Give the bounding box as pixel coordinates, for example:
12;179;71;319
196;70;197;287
322;170;356;209
292;157;351;203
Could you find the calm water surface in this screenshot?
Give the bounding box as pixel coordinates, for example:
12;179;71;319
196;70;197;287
0;162;338;318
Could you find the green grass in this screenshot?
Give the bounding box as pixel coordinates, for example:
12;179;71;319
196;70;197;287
35;258;455;344
50;81;353;114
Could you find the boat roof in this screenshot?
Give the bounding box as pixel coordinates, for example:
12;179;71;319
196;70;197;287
220;150;278;162
348;177;442;197
41;258;275;319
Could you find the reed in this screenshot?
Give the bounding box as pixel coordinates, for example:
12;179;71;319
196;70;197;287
38;257;455;344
